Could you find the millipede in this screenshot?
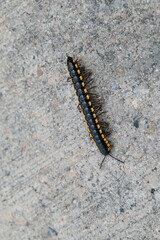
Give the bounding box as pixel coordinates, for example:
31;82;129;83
67;56;124;168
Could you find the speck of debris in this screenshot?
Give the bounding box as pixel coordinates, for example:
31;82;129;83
152;167;157;171
48;226;58;236
133;119;139;128
151;188;156;194
120;208;124;213
111;82;121;90
37;66;43;77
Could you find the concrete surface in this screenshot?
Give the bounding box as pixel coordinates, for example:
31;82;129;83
0;1;160;240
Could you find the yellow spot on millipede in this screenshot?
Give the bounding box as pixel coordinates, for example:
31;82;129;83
89;133;93;140
95;119;98;124
99;129;102;134
86;94;90;100
75;64;78;68
93;113;96;118
83;117;86;122
73;59;75;63
84;88;87;93
96;124;100;129
77;69;80;74
81;82;85;87
91;107;94;112
79;76;83;80
101;134;105;138
104;138;108;143
88;101;92;106
107;143;110;148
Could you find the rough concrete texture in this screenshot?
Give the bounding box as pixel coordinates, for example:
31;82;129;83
0;0;160;239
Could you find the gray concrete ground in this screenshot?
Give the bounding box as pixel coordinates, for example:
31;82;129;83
0;1;160;239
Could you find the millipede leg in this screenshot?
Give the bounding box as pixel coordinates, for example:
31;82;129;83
77;103;82;113
85;78;94;86
67;76;72;82
88;86;97;91
99;121;109;128
89;133;93;141
103;131;110;136
95;105;102;113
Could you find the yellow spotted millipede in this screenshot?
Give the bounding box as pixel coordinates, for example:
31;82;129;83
67;56;124;168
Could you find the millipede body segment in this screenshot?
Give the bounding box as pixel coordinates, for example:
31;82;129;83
67;56;111;159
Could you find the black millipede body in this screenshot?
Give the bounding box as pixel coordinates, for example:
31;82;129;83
67;56;124;168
